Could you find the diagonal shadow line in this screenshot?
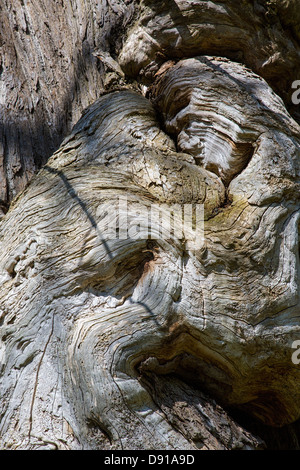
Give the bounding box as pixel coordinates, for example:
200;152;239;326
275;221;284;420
144;0;192;43
167;0;193;41
44;165;113;260
129;297;161;327
45;165;163;327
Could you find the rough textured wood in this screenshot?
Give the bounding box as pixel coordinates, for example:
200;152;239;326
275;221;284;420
0;0;135;210
1;0;300;212
0;0;300;451
119;0;300;109
0;63;299;449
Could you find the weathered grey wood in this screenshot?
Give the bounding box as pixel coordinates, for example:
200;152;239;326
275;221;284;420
119;0;300;110
0;0;135;209
0;0;300;451
1;0;300;212
0;59;299;448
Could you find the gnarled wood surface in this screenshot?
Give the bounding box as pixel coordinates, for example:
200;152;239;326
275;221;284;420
0;0;300;451
1;0;300;212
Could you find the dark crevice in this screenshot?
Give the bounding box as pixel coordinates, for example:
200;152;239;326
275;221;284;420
138;367;265;450
82;242;156;303
138;359;300;450
205;189;233;220
135;345;300;450
226;406;300;450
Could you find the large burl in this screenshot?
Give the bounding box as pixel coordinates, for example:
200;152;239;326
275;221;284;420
0;56;299;450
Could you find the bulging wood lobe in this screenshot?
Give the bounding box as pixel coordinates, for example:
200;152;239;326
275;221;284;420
0;47;299;450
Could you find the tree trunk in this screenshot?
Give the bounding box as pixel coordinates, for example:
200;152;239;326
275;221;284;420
0;0;300;450
0;0;135;211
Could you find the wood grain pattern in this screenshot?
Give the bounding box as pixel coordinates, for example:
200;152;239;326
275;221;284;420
0;0;300;451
